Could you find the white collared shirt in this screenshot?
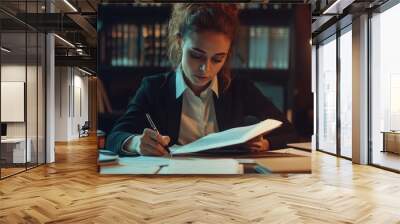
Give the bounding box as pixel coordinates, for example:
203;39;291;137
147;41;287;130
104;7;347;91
122;67;220;154
175;66;219;145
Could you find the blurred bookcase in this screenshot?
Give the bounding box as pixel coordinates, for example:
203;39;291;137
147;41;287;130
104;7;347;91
101;21;169;68
98;4;292;72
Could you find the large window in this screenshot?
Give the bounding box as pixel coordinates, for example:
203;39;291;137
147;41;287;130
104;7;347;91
371;2;400;171
317;35;337;154
339;28;352;158
316;24;353;159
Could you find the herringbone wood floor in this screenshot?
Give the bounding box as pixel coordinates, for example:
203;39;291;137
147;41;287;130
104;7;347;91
1;136;400;224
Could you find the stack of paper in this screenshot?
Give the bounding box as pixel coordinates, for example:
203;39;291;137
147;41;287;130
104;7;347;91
158;158;241;174
98;150;119;166
100;156;241;175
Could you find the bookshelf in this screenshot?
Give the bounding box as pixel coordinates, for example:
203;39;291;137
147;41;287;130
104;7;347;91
233;25;290;70
99;6;292;72
98;4;171;72
102;22;169;68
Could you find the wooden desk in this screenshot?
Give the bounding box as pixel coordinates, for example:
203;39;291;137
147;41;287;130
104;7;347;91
99;148;311;175
1;138;32;163
287;142;312;152
253;148;311;173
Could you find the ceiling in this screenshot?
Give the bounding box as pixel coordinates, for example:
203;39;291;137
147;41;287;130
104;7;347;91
0;0;392;71
0;0;99;70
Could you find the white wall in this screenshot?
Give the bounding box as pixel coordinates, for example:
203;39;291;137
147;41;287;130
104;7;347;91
54;67;89;141
73;73;89;137
1;65;40;137
55;66;69;141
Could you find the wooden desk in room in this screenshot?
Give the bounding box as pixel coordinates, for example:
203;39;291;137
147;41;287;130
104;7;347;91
0;138;32;164
251;148;311;173
287;142;312;151
382;131;400;154
99;148;311;175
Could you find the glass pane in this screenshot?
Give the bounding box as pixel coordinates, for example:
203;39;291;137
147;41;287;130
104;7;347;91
38;32;45;165
1;30;28;177
0;1;46;178
317;36;337;154
27;31;38;169
340;29;352;158
371;3;400;171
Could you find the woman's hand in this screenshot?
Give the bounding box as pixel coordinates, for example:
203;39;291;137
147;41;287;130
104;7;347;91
137;128;170;156
242;135;270;152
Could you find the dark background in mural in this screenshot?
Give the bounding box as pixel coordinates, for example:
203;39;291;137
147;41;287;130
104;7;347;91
97;3;312;142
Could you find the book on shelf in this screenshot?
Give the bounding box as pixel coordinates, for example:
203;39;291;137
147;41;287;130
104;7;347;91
128;24;138;66
247;26;290;70
123;24;129;66
160;23;169;67
143;24;153;66
154;23;161;66
111;25;117;66
248;26;256;69
106;22;171;68
117;24;123;66
269;27;290;69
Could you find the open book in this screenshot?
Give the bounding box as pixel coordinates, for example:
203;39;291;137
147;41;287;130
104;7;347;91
170;118;282;155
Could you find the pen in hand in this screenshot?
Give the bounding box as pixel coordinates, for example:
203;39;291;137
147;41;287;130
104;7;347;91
145;113;171;154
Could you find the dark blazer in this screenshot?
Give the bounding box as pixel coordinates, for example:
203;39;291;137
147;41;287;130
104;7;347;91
106;71;297;154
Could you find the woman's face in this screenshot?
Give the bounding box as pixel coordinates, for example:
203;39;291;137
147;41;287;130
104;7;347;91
180;31;231;94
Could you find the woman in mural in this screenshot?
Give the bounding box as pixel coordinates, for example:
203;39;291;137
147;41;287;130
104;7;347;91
107;3;296;156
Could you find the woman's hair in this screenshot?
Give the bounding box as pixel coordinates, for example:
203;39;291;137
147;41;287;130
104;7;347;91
168;3;239;91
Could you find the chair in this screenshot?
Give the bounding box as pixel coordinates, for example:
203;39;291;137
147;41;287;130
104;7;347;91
78;121;90;138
